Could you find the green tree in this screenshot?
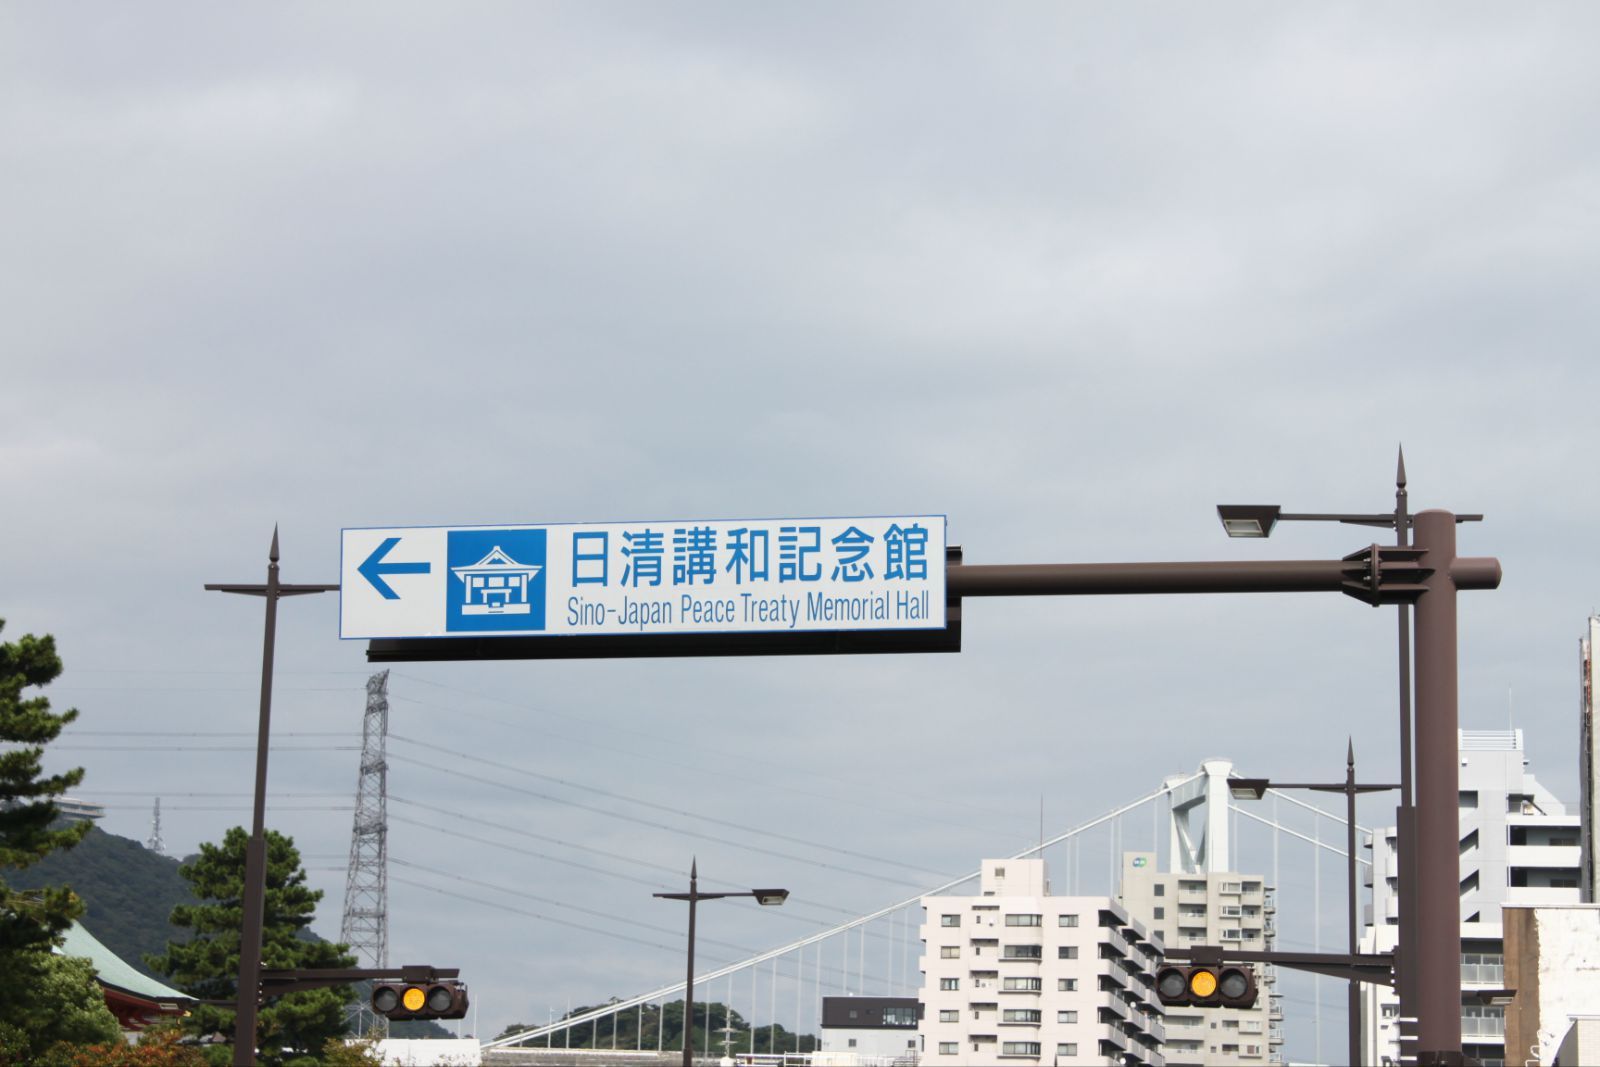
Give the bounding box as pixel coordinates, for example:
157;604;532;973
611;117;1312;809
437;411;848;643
0;620;118;1062
148;828;356;1066
33;1026;209;1066
0;619;92;953
0;953;120;1062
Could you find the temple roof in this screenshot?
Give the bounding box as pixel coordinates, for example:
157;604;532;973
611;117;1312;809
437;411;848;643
56;921;193;1004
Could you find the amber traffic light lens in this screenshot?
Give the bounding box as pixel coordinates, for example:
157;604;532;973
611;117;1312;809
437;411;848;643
1188;969;1218;998
402;986;427;1012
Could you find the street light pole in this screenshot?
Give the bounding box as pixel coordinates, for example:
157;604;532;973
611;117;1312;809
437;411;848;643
205;529;338;1067
654;861;788;1067
1233;745;1399;1067
1392;454;1423;1063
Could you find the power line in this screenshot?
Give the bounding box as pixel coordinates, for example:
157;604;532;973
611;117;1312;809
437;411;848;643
386;752;929;888
390;858;754;952
386;672;1029;828
385;808;892;941
388;734;952;880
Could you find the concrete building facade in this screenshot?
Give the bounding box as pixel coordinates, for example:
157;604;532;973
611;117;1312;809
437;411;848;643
1115;761;1283;1067
1118;853;1280;1065
917;858;1166;1066
1502;903;1600;1067
816;996;921;1064
1361;729;1581;1067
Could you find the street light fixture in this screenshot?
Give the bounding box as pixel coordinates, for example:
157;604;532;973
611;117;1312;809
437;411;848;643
1217;504;1412;537
1227;778;1271;801
655;861;788;1067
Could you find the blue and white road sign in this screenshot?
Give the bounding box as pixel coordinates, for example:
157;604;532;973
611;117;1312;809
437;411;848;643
340;516;947;640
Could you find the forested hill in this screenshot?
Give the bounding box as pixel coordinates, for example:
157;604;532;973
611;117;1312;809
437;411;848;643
6;824;195;978
7;824;454;1039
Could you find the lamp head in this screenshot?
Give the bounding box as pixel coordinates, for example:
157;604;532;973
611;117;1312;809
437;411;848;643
752;889;790;906
1217;505;1281;538
1229;779;1270;801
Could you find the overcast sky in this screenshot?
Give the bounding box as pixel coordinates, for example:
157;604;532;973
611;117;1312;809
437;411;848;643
4;4;1598;1057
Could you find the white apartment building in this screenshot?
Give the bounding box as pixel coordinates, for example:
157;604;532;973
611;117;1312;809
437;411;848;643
1118;853;1280;1066
1360;729;1581;1067
917;858;1166;1066
1117;761;1284;1067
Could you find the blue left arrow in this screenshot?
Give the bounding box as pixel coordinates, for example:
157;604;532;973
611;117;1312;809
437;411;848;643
358;537;431;600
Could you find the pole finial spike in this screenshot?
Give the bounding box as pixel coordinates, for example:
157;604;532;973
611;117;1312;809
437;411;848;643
1347;737;1355;766
1396;445;1407;489
690;857;697;879
269;524;281;563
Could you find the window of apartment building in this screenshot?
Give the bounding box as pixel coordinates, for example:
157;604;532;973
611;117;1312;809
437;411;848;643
938;1042;958;1055
1056;1044;1078;1057
939;1010;958;1023
941;914;960;927
941;946;960;958
1058;945;1078;959
1001;1042;1041;1056
1057;1010;1078;1024
1058;978;1077;992
940;978;960;990
1179;879;1205;892
1153;906;1165;920
1462;951;1505;984
1002;944;1043;960
1241;880;1262;894
1153;884;1165;896
1058;913;1079;927
1002;976;1042;991
1460;790;1479;809
1220;880;1242;894
1003;1009;1042;1023
1221;928;1242;941
1006;913;1042;926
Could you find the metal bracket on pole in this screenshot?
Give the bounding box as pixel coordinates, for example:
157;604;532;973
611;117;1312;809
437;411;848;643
257;965;460;998
1162;945;1396;987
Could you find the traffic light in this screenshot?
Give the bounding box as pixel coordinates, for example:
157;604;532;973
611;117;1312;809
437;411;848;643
371;979;470;1020
1154;963;1257;1009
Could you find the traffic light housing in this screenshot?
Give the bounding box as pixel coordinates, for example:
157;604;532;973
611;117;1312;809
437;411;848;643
371;979;470;1020
1154;963;1257;1009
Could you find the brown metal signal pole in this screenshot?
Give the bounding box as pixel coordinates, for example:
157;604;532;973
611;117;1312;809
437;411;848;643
945;530;1500;1064
205;529;338;1067
1412;510;1474;1064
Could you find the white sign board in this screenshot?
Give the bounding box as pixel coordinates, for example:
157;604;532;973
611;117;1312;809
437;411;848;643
340;516;946;641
